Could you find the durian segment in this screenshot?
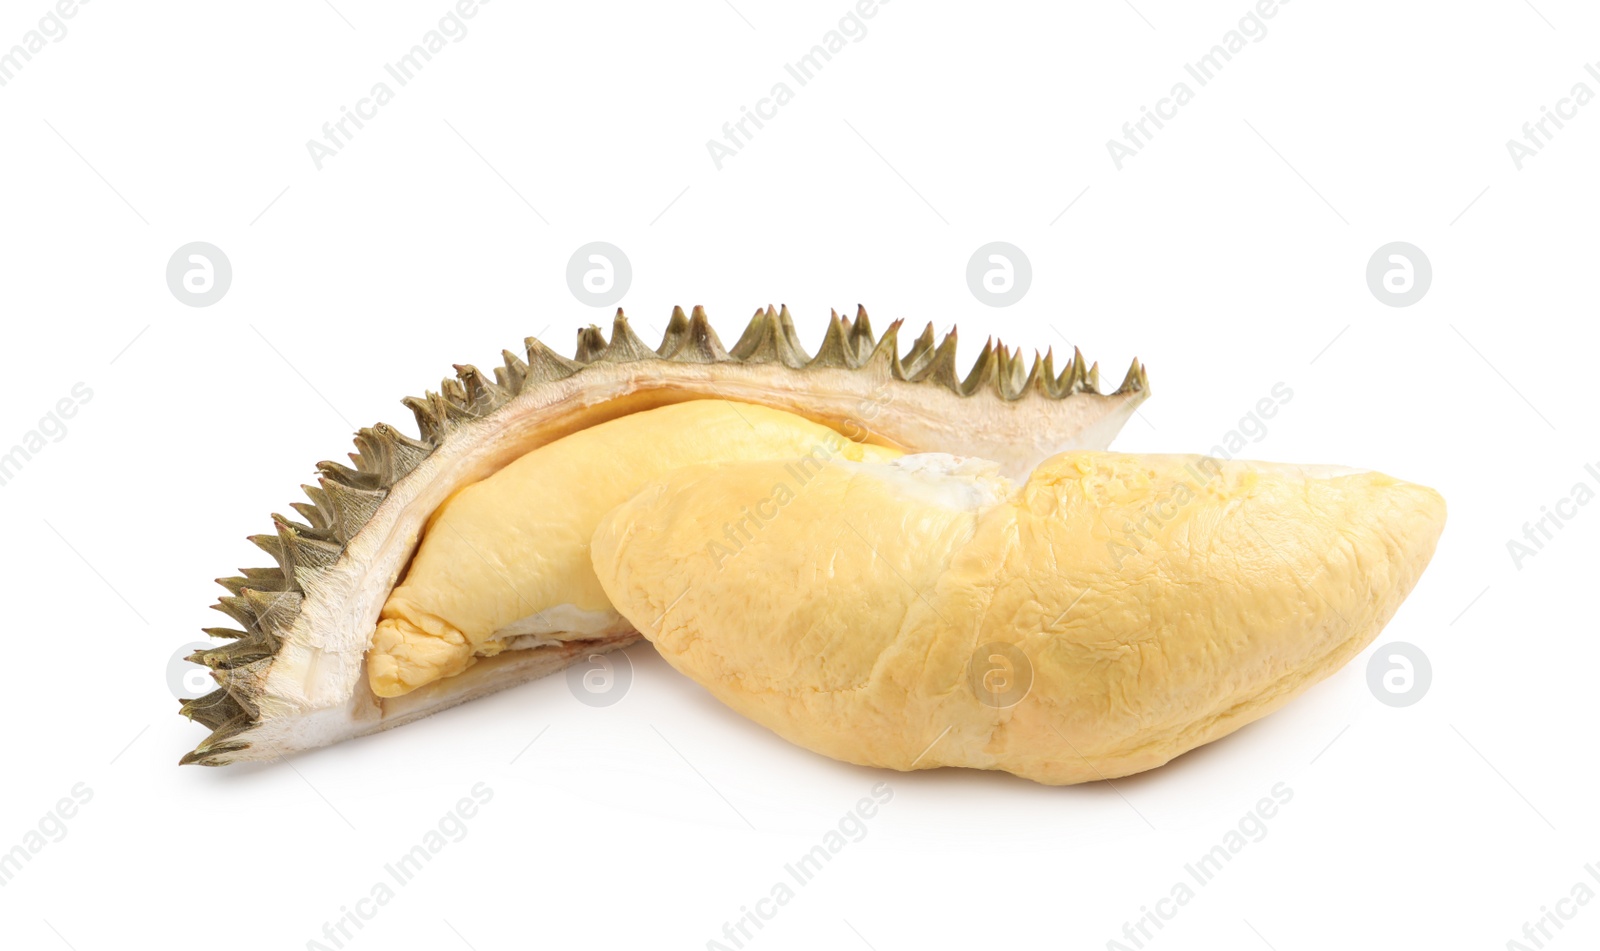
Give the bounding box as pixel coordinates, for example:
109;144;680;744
181;306;1149;765
590;451;1446;784
370;400;901;698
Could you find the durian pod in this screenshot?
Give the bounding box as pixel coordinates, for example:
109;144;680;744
590;452;1446;784
180;307;1149;765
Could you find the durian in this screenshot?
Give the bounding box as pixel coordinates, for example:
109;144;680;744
589;451;1445;784
180;306;1148;765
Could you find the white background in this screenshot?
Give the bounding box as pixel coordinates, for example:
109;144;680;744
1;1;1596;948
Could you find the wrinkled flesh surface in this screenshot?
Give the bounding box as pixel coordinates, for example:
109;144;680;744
588;451;1446;784
369;399;901;697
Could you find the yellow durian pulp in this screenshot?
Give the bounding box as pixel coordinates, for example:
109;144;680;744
589;451;1446;784
368;400;901;697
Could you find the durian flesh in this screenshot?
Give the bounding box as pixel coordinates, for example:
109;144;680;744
370;400;901;698
590;451;1446;784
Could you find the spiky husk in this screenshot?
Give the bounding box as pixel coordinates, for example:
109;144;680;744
179;306;1148;765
